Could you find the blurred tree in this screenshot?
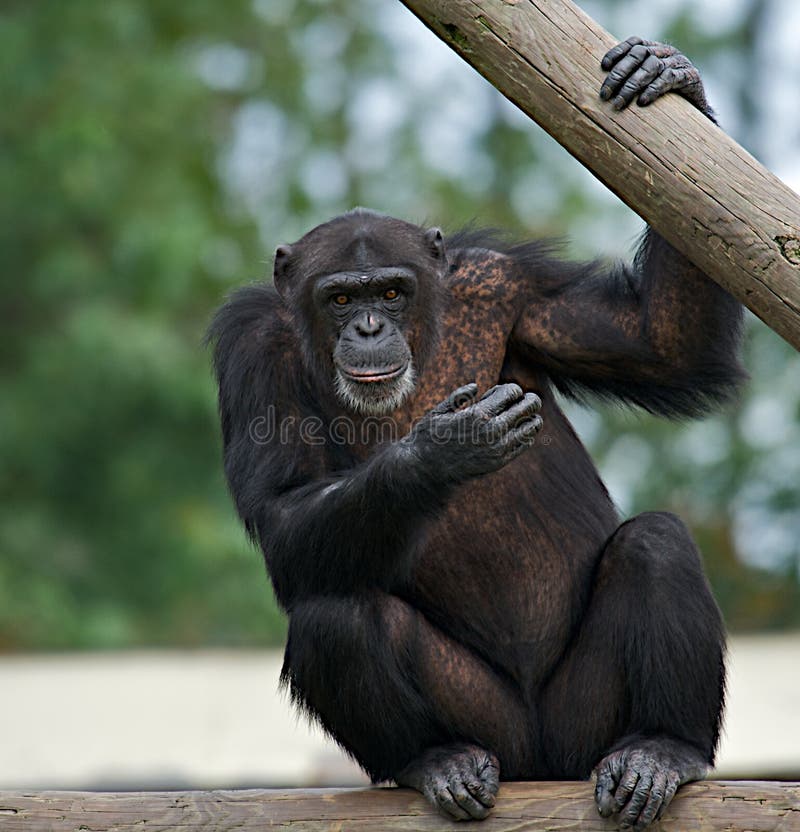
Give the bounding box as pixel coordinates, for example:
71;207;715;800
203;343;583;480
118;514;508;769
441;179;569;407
0;0;798;650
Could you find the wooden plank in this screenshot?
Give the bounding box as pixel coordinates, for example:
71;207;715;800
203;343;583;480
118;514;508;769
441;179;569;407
1;781;799;830
398;0;800;350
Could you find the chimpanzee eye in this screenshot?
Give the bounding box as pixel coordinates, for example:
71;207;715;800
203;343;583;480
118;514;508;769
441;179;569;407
384;288;399;301
333;294;350;306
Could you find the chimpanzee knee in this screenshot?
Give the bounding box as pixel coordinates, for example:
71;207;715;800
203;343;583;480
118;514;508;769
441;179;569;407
604;511;706;582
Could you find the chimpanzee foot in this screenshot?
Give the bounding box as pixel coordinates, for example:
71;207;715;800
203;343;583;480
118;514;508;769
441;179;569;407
396;742;500;821
594;736;709;831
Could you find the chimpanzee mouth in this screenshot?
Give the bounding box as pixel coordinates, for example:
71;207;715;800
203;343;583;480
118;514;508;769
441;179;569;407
334;362;417;415
338;363;408;383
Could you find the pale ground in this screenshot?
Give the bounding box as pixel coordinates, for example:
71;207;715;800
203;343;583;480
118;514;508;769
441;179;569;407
0;634;798;790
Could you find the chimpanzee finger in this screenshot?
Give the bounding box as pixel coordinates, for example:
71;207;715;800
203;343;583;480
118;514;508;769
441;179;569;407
491;392;542;433
635;771;667;830
500;417;542;462
617;774;652;830
432;383;478;414
639;63;701;106
464;775;497;808
610;54;663;110
601;35;644;71
612;767;641;815
637;67;680;106
449;780;491;819
433;785;471;821
474;383;524;417
600;44;652;101
654;773;680;821
478;754;500;793
595;766;620;818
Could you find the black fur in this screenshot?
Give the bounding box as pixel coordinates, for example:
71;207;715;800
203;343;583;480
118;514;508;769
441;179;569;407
207;38;745;831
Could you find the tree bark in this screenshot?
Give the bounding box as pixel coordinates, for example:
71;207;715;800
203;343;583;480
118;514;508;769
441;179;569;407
1;782;798;831
399;0;800;350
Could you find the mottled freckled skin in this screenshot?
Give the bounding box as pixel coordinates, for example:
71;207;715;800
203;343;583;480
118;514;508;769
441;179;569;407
208;39;745;832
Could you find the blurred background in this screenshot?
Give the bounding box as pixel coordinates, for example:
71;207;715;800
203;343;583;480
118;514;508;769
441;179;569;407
1;0;798;791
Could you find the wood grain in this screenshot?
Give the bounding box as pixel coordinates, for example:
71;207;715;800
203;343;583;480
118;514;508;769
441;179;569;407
1;782;799;831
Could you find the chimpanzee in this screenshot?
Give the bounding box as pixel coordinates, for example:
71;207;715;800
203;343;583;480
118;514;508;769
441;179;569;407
208;38;745;830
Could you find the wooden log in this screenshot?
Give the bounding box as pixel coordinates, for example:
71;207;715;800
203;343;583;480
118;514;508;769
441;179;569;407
398;0;800;350
1;781;799;831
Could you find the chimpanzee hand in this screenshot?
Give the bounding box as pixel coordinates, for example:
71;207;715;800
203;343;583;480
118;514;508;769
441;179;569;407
594;737;709;831
600;36;712;118
396;742;500;821
406;382;542;484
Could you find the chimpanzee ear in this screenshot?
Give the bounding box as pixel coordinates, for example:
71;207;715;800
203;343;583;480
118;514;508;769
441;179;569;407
273;244;293;298
424;227;446;261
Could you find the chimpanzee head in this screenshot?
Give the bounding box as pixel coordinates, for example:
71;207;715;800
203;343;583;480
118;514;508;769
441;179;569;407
273;209;446;415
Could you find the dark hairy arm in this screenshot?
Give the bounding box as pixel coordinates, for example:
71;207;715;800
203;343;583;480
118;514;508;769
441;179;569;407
257;383;540;607
510;231;746;417
510;38;746;417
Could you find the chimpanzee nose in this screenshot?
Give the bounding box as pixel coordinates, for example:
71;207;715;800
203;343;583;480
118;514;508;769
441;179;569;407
354;312;384;337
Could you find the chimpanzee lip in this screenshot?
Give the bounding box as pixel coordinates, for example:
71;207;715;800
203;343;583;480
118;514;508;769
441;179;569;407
339;363;407;383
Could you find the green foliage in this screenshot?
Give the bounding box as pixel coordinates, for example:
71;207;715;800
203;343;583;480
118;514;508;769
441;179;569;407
1;0;798;649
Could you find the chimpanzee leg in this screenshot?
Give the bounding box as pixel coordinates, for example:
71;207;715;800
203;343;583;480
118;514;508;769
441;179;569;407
540;511;725;830
282;590;532;819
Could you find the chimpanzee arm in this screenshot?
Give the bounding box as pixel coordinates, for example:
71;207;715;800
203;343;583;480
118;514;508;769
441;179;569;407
254;388;539;607
509;230;746;417
264;382;539;606
509;37;746;417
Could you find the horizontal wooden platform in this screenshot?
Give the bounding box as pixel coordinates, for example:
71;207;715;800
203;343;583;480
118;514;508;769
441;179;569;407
0;781;798;831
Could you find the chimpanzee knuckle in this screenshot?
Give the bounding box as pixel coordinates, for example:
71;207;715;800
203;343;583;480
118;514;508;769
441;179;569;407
601;42;632;71
641;55;663;77
478;754;499;784
495;383;522;408
616;771;640;800
619;80;640;100
645;76;668;98
453;383;479;406
661;55;687;76
478;383;502;402
434;383;477;415
466;777;495;807
516;393;539;414
607;66;629;86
